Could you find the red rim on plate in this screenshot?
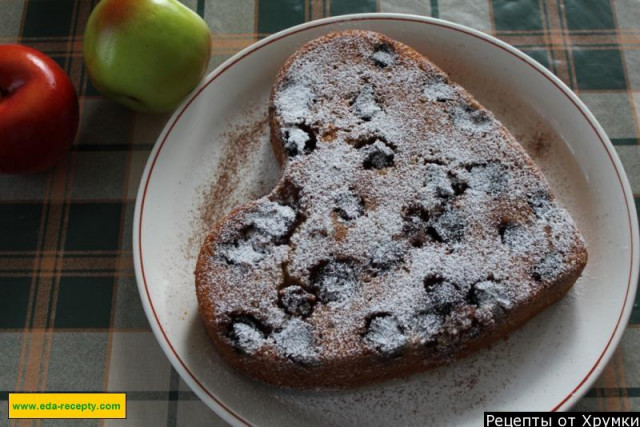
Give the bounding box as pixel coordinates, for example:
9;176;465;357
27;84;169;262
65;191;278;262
134;15;638;425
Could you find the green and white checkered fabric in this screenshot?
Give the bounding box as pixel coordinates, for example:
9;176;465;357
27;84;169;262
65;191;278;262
1;0;640;425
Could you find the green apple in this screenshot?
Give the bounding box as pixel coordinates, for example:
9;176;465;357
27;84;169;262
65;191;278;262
84;0;211;113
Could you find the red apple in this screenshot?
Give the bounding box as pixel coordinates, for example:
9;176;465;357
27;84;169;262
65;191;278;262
0;45;79;174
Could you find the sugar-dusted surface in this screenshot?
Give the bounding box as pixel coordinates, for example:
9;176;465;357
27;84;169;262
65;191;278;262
195;30;588;387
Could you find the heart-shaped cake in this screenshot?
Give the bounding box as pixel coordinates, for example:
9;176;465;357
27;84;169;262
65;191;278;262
195;30;588;389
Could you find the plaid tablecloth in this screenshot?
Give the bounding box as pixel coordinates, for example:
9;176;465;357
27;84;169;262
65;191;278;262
1;0;639;425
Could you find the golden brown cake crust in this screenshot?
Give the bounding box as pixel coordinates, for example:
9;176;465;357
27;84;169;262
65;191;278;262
195;30;588;389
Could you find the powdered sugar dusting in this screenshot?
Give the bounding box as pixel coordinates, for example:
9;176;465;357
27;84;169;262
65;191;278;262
352;84;382;120
217;201;296;267
230;321;267;354
283;127;310;156
274;318;318;363
253;202;296;238
364;315;407;354
275;84;314;124
197;30;587;385
423;80;458;102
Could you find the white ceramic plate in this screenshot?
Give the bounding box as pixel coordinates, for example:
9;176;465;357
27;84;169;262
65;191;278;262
134;14;639;426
